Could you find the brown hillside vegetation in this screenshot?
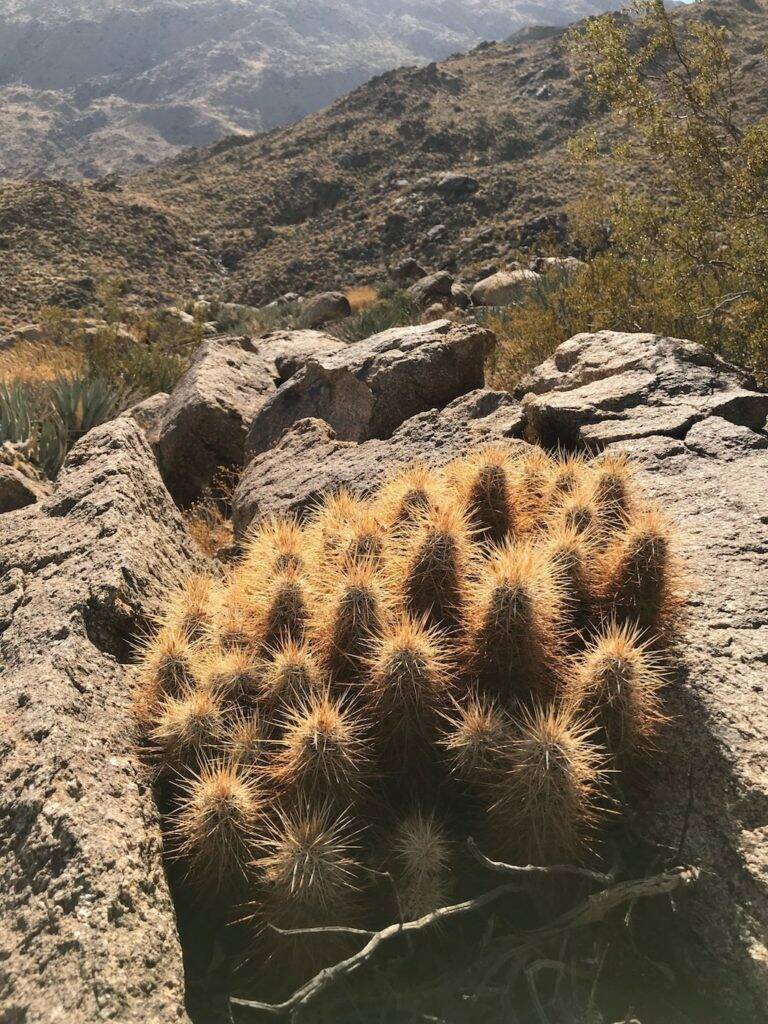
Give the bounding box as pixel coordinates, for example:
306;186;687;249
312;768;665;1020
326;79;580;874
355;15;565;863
0;0;766;331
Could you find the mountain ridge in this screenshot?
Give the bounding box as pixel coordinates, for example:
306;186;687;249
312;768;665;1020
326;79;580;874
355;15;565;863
0;0;765;330
0;0;621;180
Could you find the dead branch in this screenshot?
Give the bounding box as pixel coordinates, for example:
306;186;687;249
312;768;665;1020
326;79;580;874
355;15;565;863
467;837;613;886
230;863;699;1019
230;881;525;1017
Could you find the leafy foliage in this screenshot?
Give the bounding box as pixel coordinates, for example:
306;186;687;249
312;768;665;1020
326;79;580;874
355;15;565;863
491;1;768;388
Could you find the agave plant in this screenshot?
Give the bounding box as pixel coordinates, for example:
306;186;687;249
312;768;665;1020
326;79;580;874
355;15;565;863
0;381;34;446
50;375;119;446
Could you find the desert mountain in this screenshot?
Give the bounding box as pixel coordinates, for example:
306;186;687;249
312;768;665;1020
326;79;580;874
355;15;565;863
0;0;621;180
0;0;765;330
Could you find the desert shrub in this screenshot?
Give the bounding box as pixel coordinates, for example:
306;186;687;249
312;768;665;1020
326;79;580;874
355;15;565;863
83;314;202;398
136;446;684;1002
491;0;768;389
328;290;420;343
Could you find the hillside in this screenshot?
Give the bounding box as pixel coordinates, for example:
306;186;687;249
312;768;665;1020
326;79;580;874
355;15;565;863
0;0;620;180
0;0;766;330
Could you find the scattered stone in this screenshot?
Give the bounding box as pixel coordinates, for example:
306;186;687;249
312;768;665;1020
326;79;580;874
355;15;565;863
299;290;351;328
244;319;495;460
471;268;542;306
408;271;454;307
0;464;49;513
0;416;198;1023
533;255;586;276
426;223;447;241
233;389;525;533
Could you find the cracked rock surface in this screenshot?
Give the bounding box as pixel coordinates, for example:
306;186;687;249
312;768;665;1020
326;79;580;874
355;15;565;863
0;415;204;1024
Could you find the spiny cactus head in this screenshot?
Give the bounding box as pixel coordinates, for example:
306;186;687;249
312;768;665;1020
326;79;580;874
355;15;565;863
269;690;369;800
149;685;224;768
242;514;306;575
338;505;386;568
312;559;388;681
450;445;518;544
550;484;602;541
568;620;668;756
492;704;606;862
467;539;564;701
546;451;588;505
171;760;262;890
375;463;443;529
601;506;680;629
165;573;218;642
200;647;261;706
253;565;312;650
256;804;361;913
391;809;451;918
439;692;508;780
363;613;452;722
390;503;474;629
512;447;555;528
259;638;322;705
305;488;367;562
211;580;262;652
591;454;635;526
224;710;264;767
135;623;197;722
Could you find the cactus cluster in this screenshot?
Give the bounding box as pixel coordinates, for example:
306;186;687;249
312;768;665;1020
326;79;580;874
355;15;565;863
136;446;682;976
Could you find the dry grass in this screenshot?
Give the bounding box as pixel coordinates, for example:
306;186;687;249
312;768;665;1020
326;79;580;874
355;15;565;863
0;341;83;385
344;285;378;313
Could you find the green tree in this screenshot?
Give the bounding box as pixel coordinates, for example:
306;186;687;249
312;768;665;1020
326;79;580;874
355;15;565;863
566;0;768;371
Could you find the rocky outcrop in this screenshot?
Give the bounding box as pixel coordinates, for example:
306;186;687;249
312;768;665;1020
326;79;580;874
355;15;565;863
470;268;542;306
299;290;351;328
0;415;201;1024
516;329;768;1021
244;319;495;459
233;389;524;533
125;391;169;445
519;330;768;447
156;331;344;505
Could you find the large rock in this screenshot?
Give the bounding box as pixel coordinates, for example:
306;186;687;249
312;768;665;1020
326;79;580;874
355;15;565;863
0;464;48;513
233;389;524;534
408;271;454;307
0;416;202;1023
299;291;351;329
391;257;427;285
519;330;768;448
471;268;542;306
244;319;496;460
156;331;344;505
518;330;768;1020
436;172;479;198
